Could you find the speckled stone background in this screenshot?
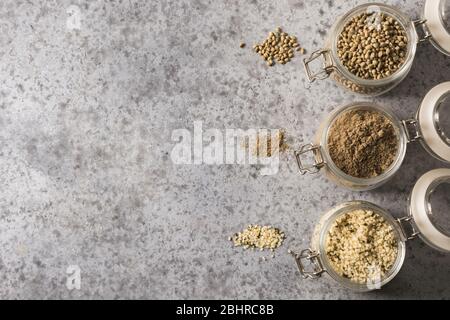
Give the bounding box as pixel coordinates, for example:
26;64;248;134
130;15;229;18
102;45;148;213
0;0;449;300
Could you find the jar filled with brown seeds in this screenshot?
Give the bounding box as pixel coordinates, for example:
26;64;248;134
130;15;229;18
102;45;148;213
303;2;450;96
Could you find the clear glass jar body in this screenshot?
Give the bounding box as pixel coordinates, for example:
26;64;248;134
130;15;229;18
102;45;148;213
304;3;418;96
295;103;408;191
309;201;406;292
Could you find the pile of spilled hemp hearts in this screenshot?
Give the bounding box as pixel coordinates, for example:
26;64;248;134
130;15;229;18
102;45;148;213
253;27;305;66
337;12;408;80
230;225;285;253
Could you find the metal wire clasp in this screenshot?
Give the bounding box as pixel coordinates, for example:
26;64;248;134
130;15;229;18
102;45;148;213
402;119;422;142
294;144;325;175
396;216;420;241
290;249;325;279
413;19;432;44
303;49;334;83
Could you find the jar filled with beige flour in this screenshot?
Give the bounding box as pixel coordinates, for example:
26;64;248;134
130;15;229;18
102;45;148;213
294;82;450;191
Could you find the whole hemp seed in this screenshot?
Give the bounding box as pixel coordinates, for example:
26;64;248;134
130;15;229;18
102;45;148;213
231;225;285;251
337;12;408;80
253;27;305;66
325;209;398;284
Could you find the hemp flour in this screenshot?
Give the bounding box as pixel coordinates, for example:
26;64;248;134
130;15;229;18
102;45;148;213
327;109;398;178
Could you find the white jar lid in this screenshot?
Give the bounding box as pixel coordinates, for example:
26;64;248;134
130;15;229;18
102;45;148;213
410;168;450;252
424;0;450;55
418;82;450;163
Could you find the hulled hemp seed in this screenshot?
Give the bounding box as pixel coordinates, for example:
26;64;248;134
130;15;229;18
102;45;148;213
325;209;398;284
337;12;408;80
231;225;285;251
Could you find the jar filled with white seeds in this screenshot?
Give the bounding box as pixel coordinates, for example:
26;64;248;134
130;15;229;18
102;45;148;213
294;82;450;191
291;169;450;291
304;1;450;96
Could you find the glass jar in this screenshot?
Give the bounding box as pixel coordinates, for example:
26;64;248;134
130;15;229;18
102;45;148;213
294;82;450;191
291;168;450;291
304;1;450;96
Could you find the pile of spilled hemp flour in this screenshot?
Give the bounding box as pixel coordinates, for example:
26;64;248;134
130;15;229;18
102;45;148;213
327;109;399;178
242;130;289;158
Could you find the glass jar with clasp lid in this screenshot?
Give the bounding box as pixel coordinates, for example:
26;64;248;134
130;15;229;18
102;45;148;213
303;1;450;96
290;168;450;291
294;82;450;191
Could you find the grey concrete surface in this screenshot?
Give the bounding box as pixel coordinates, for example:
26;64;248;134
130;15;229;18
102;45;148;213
0;0;449;299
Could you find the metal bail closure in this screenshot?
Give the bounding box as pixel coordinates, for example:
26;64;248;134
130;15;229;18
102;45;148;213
303;49;334;83
409;168;450;252
401;119;422;142
294;144;325;175
290;249;325;279
417;82;450;163
396;216;420;241
413;19;432;44
422;0;450;56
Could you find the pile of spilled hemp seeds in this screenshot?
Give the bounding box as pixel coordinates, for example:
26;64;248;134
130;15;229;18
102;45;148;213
230;225;285;258
252;27;305;66
337;12;408;80
327;109;399;178
325;209;399;284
